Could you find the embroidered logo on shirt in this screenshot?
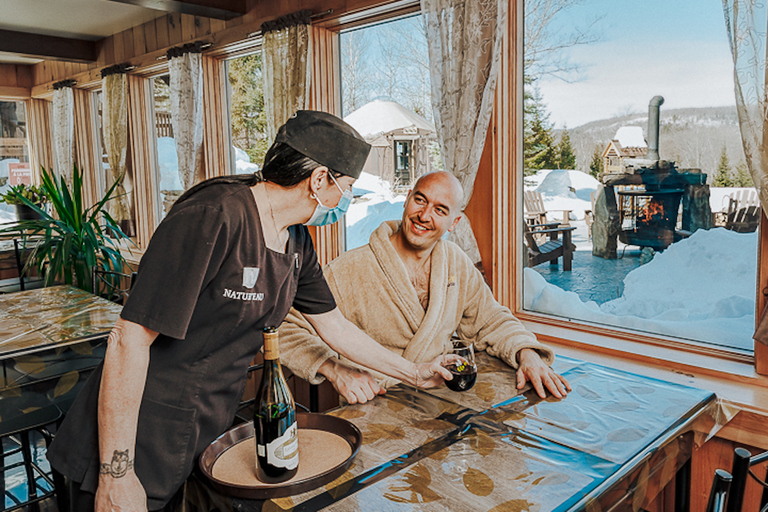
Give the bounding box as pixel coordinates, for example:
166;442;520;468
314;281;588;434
242;267;260;288
447;275;457;287
223;288;264;301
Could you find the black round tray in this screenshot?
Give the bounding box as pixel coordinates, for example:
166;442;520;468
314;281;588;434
198;412;361;499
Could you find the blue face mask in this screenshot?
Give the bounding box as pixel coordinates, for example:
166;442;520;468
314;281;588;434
305;174;354;227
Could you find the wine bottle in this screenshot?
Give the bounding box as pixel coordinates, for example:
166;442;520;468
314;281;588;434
254;326;299;483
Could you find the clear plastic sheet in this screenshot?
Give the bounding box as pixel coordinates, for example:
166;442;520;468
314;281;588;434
0;286;119;426
184;353;727;512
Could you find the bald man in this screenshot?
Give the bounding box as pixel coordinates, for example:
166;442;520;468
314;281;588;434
279;171;570;403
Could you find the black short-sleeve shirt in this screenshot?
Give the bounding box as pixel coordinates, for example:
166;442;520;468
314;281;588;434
47;181;336;509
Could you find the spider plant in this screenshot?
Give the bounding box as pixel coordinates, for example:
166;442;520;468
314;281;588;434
0;165;131;292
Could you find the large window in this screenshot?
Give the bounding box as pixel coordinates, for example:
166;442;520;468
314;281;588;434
227;52;267;174
339;14;439;250
0;100;30;223
152;74;181;220
522;0;755;355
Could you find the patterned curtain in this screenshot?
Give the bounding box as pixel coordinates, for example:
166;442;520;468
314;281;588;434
724;1;768;349
262;10;312;142
26;98;54;182
168;42;205;190
102;70;134;235
421;0;507;264
52;84;75;184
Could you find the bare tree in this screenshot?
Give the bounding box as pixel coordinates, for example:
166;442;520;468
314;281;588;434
341;29;372;115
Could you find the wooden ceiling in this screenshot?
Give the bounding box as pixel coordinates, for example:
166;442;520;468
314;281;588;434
0;0;246;64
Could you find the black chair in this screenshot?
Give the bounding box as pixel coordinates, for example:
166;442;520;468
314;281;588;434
0;238;25;293
706;469;732;512
0;398;65;512
91;268;137;304
724;447;768;512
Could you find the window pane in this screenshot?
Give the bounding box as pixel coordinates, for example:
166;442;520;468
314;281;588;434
153;74;181;220
93;91;110;202
0;100;30;224
227;53;266;174
340;14;439;250
522;0;755;354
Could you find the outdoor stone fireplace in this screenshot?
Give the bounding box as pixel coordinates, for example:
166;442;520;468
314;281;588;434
592;96;712;259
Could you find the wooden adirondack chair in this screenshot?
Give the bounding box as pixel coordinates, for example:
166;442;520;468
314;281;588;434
524;223;576;271
523;191;571;227
725;190;761;233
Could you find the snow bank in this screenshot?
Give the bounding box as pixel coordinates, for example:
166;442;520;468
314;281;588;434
525;227;757;350
345;171;405;249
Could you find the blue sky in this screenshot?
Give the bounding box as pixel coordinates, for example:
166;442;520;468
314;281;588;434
534;0;737;128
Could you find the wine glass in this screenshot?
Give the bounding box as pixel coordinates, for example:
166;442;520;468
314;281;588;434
444;338;477;392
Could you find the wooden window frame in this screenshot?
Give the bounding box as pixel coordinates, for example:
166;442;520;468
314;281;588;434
492;0;768;377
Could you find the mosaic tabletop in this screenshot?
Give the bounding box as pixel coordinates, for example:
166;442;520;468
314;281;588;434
182;353;718;512
0;285;120;430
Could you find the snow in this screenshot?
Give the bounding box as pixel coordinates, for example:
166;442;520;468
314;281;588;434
344;100;435;138
525;169;600;220
614;126;647;148
345;172;406;250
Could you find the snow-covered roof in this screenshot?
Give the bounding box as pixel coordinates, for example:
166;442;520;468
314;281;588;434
344;100;435;138
614;126;646;148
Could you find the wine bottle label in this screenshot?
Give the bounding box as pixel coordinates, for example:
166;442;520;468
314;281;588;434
266;421;298;469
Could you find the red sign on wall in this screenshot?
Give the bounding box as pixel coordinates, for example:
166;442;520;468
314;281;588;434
8;163;31;186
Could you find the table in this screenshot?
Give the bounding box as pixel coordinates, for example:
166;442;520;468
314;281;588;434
182;352;719;512
0;285;122;423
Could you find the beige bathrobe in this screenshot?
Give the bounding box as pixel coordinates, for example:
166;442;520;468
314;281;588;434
279;220;554;388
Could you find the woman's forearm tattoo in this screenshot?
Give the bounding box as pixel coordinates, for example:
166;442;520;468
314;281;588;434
99;449;134;478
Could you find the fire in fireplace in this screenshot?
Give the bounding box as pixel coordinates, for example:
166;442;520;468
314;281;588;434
618;189;685;250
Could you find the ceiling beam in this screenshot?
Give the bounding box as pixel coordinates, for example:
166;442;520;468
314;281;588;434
107;0;247;20
0;29;97;63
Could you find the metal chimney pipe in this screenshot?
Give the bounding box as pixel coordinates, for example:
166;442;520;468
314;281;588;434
646;95;664;161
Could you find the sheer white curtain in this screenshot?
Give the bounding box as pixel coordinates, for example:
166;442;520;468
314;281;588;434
421;0;507;264
724;1;768;347
52;85;75;184
168;44;205;190
262;11;311;142
102;72;134;233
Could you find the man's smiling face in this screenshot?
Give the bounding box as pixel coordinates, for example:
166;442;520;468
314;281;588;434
400;172;463;252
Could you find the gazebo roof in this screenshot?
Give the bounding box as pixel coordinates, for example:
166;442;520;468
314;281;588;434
344;100;435;138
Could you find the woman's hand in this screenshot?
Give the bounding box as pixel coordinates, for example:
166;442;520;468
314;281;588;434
412;354;462;388
95;471;147;511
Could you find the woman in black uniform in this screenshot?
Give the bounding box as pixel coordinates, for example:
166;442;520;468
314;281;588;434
47;111;457;512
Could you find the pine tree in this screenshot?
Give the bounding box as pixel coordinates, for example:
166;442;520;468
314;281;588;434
228;54;268;166
557;126;576;169
524;85;558;173
734;161;753;187
589;146;604;178
713;145;733;187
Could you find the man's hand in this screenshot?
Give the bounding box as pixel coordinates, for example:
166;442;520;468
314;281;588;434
318;358;386;404
95;469;147;512
413;354;459;388
516;348;571;399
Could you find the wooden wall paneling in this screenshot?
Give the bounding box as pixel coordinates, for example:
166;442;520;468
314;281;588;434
210;19;227;33
464;123;494;283
181;14;197;42
168;13;183;45
133;24;147;57
156;16;171;49
201;55;231;179
113;30;126;63
101;37;116;69
122;29;136;60
0;86;30;98
196;16;212;38
26;98;53;180
143;20;158;54
127;75;159;249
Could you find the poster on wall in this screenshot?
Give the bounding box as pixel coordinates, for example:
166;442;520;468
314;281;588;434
9;162;31;185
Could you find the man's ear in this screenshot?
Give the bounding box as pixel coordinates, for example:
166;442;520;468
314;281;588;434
447;214;462;232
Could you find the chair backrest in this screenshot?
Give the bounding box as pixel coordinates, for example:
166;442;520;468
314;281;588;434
92;268;138;304
707;469;733;512
524;191;547;216
522;223;540;252
725;447;768;512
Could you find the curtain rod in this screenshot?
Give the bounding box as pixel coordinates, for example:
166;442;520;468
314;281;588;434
246;9;333;39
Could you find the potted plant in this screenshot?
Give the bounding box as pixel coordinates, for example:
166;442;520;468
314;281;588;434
0;165;132;293
0;183;49;220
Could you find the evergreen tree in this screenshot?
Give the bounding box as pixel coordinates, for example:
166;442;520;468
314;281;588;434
557;126;576;169
589;146;604;178
713;145;733;187
524;85;558;173
734;161;753;187
228;54;268;166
